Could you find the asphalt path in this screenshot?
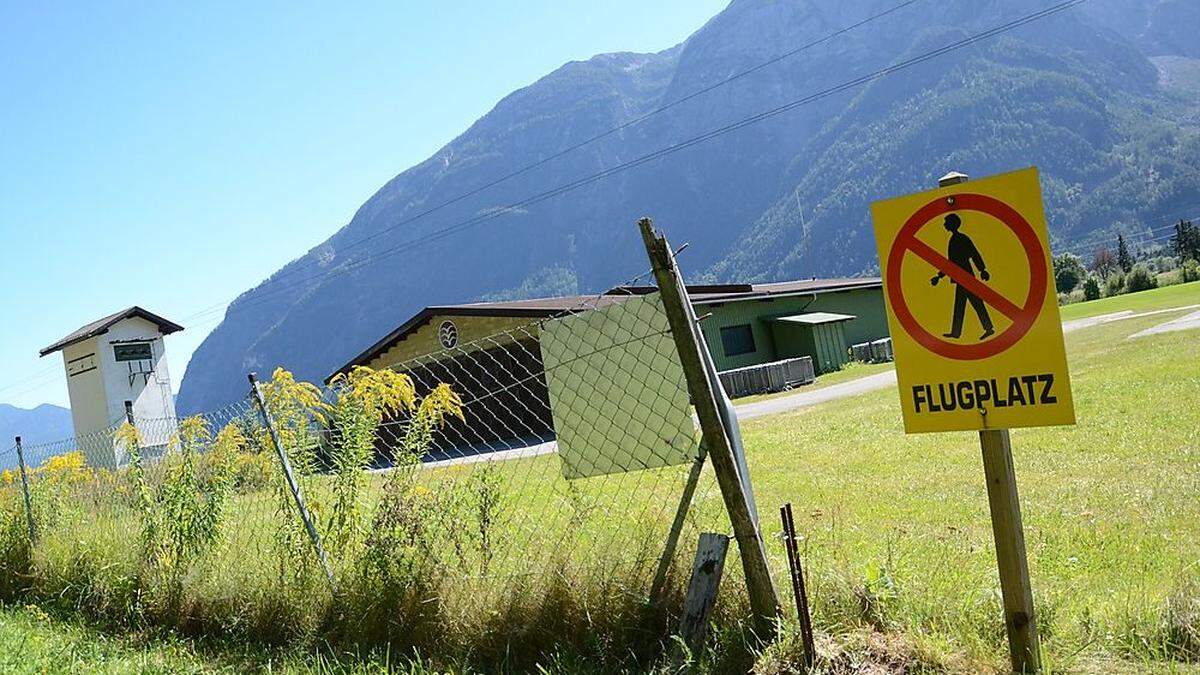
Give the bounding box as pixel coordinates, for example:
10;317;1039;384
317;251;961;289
1129;308;1200;339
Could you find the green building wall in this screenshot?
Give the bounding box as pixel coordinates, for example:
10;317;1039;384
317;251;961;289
697;286;889;372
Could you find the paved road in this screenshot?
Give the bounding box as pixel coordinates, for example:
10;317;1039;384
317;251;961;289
1062;304;1200;334
1130;309;1200;339
733;370;897;420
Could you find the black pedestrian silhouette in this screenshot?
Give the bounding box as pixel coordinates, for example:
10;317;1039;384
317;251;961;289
930;213;995;340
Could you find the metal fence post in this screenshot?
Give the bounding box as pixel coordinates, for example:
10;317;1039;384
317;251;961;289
640;217;781;640
13;436;37;543
247;372;337;591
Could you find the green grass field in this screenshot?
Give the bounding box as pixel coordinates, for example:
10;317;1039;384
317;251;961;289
1058;280;1200;321
741;280;1200;671
0;603;442;674
3;282;1198;673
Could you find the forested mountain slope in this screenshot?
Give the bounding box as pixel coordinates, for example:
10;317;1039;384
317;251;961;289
178;0;1200;412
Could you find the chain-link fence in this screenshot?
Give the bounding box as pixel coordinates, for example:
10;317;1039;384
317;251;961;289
0;270;758;660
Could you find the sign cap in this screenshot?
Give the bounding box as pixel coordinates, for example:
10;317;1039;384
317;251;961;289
938;171;970;187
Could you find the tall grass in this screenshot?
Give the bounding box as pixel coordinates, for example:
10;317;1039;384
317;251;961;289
0;366;740;672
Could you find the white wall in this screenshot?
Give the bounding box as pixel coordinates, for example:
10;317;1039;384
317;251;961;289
98;317;177;456
61;337;115;465
57;316;179;467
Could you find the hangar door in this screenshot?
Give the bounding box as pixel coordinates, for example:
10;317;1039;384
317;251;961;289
376;337;555;463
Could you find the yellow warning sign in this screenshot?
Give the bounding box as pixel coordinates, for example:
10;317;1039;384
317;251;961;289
870;167;1075;433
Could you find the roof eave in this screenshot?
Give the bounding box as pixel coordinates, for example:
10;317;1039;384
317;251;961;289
38;307;184;358
691;278;881;305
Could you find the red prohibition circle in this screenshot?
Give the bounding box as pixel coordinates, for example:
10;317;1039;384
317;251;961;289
885;193;1047;360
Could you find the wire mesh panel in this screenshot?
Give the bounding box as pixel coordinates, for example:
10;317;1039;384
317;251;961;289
541;293;696;479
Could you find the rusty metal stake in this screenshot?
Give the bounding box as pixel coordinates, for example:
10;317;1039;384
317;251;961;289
781;503;815;669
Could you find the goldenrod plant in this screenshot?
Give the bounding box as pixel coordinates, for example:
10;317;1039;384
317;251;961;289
362;378;465;582
258;367;332;585
118;416;236;609
400;383;464;465
326;366;418;556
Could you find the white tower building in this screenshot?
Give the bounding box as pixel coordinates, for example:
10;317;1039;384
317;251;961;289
39;307;183;466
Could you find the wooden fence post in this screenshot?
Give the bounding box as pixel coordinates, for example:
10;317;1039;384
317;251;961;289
980;428;1040;673
13;437;37;543
679;532;730;654
248;372;338;592
639;217;781;640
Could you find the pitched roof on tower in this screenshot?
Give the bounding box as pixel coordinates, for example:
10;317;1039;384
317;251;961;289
39;306;184;357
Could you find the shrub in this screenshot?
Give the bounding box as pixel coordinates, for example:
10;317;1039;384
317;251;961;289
1053;253;1085;293
1083;275;1101;301
0;489;34;597
1105;273;1125;297
1126;263;1159;293
1183;259;1200;283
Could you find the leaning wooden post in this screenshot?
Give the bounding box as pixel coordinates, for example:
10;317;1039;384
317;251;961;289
938;171;1040;673
639;217;781;640
13;437;37;543
248;372;337;592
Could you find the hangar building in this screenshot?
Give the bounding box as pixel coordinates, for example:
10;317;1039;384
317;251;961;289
329;278;887;458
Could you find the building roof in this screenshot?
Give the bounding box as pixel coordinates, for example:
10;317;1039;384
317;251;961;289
772;312;857;325
682;278;881;304
39;306;184;357
329;277;881;380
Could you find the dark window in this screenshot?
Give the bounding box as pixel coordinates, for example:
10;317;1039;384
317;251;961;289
720;324;756;357
113;343;152;362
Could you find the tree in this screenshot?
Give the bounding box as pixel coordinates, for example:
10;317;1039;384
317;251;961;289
1053;253;1086;293
1090;247;1117;277
1117;233;1133;273
1082;276;1101;301
1182;258;1200;283
1126;263;1158;293
1172;219;1200;262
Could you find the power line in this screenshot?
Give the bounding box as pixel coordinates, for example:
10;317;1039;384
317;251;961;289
170;0;930;329
1061;218;1196;258
0;364;62;396
1062;231;1182;261
231;0;930;299
1;0;1090;399
209;0;1090;319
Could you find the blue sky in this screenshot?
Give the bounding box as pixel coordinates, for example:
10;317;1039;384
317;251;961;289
0;1;728;410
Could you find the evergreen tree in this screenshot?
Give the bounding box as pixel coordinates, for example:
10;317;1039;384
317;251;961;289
1117;233;1133;273
1173;220;1200;262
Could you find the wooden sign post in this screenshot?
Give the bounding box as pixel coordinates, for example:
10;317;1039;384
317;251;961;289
980;426;1039;672
870;168;1077;673
941;170;1039;672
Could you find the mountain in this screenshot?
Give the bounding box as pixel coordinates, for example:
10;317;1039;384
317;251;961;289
0;403;73;450
178;0;1200;413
